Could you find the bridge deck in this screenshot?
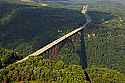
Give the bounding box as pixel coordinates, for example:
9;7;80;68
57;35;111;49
16;14;90;63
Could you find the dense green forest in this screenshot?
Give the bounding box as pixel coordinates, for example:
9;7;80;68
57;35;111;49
0;56;125;83
0;0;125;82
84;1;125;73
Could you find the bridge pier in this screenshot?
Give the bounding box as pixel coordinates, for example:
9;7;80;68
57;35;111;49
49;45;60;59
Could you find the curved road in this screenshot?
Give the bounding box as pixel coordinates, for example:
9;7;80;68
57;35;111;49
16;14;91;63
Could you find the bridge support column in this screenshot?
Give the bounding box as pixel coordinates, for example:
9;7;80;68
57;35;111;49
66;37;75;52
49;45;59;59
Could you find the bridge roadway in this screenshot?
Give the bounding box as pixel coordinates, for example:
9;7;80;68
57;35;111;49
16;14;91;63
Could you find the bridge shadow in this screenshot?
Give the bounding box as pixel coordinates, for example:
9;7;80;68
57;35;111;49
80;30;87;69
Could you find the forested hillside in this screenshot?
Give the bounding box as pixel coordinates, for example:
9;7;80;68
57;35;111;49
0;0;125;82
84;1;125;73
0;56;125;83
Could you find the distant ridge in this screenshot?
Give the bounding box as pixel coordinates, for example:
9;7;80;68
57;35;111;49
20;0;33;2
32;0;69;2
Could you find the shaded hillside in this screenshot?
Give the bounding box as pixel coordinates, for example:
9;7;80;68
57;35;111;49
0;4;85;49
0;2;86;68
